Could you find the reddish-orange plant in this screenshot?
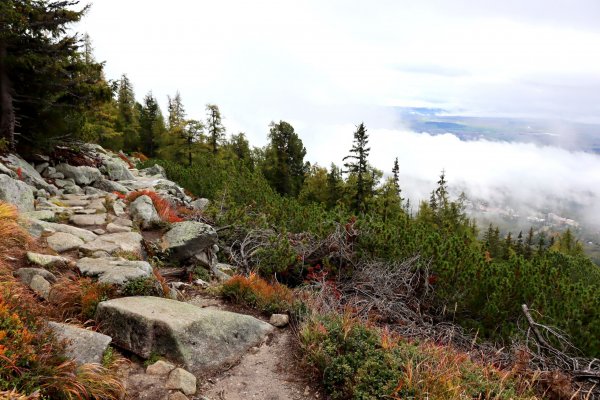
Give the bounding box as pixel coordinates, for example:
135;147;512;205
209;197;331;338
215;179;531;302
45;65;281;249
126;190;183;223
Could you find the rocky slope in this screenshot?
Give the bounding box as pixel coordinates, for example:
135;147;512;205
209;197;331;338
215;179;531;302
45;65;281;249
0;145;314;399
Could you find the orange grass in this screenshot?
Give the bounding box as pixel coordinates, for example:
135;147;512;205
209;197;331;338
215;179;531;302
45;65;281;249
127;190;183;223
220;273;294;314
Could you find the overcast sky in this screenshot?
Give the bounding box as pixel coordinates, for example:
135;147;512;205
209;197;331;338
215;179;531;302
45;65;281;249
82;1;600;218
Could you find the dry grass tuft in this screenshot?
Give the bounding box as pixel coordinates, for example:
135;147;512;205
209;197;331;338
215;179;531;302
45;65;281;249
220;273;294;314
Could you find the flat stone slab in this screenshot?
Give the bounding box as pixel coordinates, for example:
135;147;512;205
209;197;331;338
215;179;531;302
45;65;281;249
47;231;84;252
77;257;152;285
48;322;112;365
97;232;143;254
95;297;274;373
70;213;107;226
26;219;97;242
22;210;55;221
106;223;131;233
79;239;120;256
26;252;70;268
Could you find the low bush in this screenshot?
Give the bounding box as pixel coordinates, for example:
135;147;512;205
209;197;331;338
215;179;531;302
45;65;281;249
122;276;162;297
220;273;294;314
300;313;539;400
50;277;116;321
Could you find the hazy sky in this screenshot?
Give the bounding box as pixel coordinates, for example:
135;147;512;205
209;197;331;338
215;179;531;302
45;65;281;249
82;1;600;219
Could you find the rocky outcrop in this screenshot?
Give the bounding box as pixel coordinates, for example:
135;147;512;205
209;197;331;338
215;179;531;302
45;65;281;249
0;154;58;195
141;164;166;178
77;257;152;285
160;221;217;262
48;322;112;365
0;174;35;212
95;296;274;372
103;159;135;181
55;163;102;186
130;195;160;229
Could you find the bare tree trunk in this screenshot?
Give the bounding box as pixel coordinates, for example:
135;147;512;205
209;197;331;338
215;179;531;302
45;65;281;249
0;40;15;151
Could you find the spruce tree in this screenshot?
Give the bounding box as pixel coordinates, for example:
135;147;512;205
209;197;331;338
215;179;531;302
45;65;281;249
116;74;139;151
206;104;225;154
0;0;108;150
343;123;370;212
525;227;534;259
392;157;401;198
139;92;164;157
263;121;307;197
326;163;343;209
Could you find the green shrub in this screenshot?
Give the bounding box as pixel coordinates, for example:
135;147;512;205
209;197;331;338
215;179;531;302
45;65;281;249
122;277;162;297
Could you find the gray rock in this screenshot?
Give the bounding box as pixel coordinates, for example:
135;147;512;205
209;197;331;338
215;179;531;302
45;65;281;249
161;222;217;262
142;164;166;178
166;368;197;395
75;209;97;215
35;188;49;198
54;178;74;189
0;174;34;212
91;250;112;258
190;198;210;212
26;252;69;268
88;199;107;212
111;200;126;217
60;197;90;207
77;257;152;285
47;232;84;252
130;195;161;229
14;267;57;285
106;223;131;233
0;154;58;195
95;297;274;373
70;213;107;226
216;263;236;276
48;322;112;365
34;162;49;174
0;160;18;178
84;186;106;196
269;314;290;328
31;219;97;242
112;217;133;227
79;239;120;256
98;231;143;254
55;163;102;186
23;210;55;221
146;360;176;376
93;229;106;235
30;275;51;299
93;178;129;194
104;159;135;181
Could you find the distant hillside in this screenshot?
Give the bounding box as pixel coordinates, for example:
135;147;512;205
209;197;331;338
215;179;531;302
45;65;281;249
397;107;600;153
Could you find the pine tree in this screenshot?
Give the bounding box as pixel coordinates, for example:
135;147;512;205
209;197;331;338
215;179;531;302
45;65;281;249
515;231;524;256
182;119;204;167
503;232;513;259
139;92;164;157
167;91;186;132
262;121;307;197
343;123;370;212
525;227;534;259
206;104;225;154
326;163;343;209
116;74;139;151
392;157;402;199
0;0;109;150
229;132;253;168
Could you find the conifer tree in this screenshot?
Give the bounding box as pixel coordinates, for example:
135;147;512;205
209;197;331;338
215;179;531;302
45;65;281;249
229;132;253;168
116;74;139;151
326;163;343;209
515;231;524;256
0;0;109;150
167;91;186;133
392;157;402;198
139;92;164;157
263;121;307;197
525;227;534;259
182;119;204;167
343;123;370;212
206;104;225;154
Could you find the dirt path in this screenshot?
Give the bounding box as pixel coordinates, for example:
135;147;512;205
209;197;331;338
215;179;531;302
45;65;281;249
200;330;320;400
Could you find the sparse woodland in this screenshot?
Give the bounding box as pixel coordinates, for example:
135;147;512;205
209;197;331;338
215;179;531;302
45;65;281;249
1;1;600;399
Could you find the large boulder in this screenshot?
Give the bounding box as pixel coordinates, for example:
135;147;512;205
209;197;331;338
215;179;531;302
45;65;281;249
55;163;102;186
48;322;112;365
79;231;143;256
103;158;135;181
141;164;166;178
0;174;34;212
130;195;161;229
95;297;273;372
77;257;152;285
0;154;58;195
93;178;129;194
160;221;217;262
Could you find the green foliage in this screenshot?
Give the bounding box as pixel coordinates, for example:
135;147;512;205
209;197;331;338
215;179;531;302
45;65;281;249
301;314;536;400
343;123;371;212
262;120;308;197
220;273;294;314
192;265;211;282
253;233;303;278
122;276;162;297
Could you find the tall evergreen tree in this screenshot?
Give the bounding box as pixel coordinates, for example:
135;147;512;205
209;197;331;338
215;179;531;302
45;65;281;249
0;0;109;151
229;132;253;168
326;163;343;209
392;157;402;198
182;119;204;167
343;123;370;212
206;104;225;154
139;92;164;157
116;74;139;151
263;121;307;197
167;91;186;132
525;227;534;259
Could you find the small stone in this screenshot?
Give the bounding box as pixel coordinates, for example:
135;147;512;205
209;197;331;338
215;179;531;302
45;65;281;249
169;392;188;400
14;267;57;285
93;229;106;235
111;201;126;217
75;209;97;215
166;368;197;396
30;275;51;299
106;223;131;233
269;314;290;328
192;279;209;288
146;360;176;376
47;232;84;252
70;213;107;226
